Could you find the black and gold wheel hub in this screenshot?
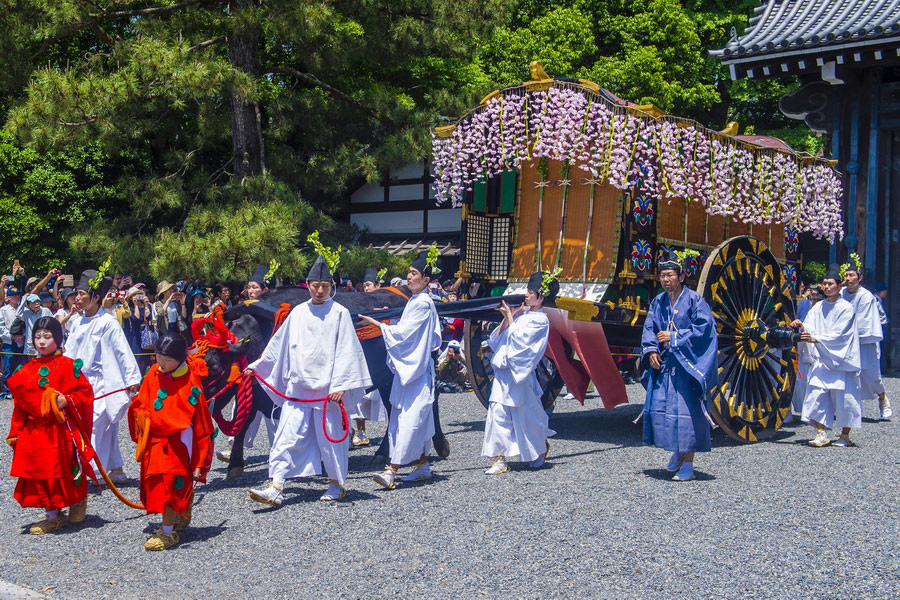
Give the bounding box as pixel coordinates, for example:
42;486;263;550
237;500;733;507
698;236;798;443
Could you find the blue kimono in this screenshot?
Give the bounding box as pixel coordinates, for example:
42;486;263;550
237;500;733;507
640;287;718;453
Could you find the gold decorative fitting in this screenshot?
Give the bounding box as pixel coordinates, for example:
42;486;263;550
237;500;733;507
719;121;739;136
556;297;599;322
524;79;554;92
434;125;457;138
529;61;550;80
577;79;600;93
632;104;665;118
479;90;501;105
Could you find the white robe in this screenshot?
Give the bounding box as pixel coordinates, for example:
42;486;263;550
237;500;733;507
346;388;388;422
380;291;441;465
249;299;371;485
799;298;862;430
841;287;885;399
64;310;141;472
482;309;555;461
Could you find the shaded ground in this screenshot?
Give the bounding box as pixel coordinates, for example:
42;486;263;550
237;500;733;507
0;379;897;599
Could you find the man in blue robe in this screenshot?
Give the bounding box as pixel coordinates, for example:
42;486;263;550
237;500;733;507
640;251;718;481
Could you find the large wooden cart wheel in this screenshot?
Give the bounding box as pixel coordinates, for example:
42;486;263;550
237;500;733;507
697;236;797;443
463;320;564;411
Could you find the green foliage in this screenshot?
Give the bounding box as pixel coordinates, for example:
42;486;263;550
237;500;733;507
337;246;415;284
0;129;120;272
802;261;827;285
147;178;320;282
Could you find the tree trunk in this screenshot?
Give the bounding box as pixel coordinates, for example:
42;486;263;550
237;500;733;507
229;0;265;180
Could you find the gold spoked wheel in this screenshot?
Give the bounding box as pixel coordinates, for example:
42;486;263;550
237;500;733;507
697;236;798;443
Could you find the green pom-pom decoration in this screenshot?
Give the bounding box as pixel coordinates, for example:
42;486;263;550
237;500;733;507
189;395;198;406
191;386;201;396
174;475;184;490
39;366;49;376
38;377;49;388
211;427;219;441
157;389;168;400
72;358;83;378
153;399;164;410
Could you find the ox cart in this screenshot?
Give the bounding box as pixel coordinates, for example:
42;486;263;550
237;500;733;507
431;63;844;444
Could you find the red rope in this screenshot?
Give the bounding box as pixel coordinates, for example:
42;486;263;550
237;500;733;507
250;371;350;443
94;386;132;401
211;356;256;437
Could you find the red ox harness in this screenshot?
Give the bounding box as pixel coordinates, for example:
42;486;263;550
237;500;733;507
193;302;353;443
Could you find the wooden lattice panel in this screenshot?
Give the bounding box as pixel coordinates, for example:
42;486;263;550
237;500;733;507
657;194;727;249
511;160;541;277
707;213;726;247
686;200;708;246
537;161;565;272
657;194;685;242
727;217;751;239
511;160;619;281
768;222;786;261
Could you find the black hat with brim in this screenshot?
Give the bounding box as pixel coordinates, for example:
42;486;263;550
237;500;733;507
658;250;682;274
410;251;432;278
527;271;559;301
249;265;269;287
824;265;842;282
76;269;112;299
363;267;379;285
307;255;333;282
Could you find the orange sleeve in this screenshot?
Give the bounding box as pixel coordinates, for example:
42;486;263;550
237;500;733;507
6;403;26;445
128;374;154;443
68;368;95;438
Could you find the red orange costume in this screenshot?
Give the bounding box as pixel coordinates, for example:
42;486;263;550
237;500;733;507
128;359;214;515
6;353;95;510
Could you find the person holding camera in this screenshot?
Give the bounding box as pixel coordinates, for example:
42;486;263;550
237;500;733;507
127;285;156;371
0;277;23;399
188;289;212;324
155;281;188;336
15;268;58;359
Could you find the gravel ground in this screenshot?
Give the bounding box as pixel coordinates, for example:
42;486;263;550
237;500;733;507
0;378;898;599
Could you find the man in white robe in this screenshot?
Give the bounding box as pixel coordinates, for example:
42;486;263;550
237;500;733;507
482;271;555;474
65;270;141;483
840;260;892;420
359;250;441;489
792;267;862;447
247;255;371;504
787;286;822;423
347;266;389;447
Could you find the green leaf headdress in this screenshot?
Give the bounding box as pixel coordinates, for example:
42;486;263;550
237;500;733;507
89;256;112;290
265;259;281;284
839;252;861;279
376;267;387;286
540;267;563;297
307;230;341;274
674;248;700;264
426;243;441;276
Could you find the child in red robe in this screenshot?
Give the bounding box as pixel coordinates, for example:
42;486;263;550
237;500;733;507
128;334;214;551
6;317;95;534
